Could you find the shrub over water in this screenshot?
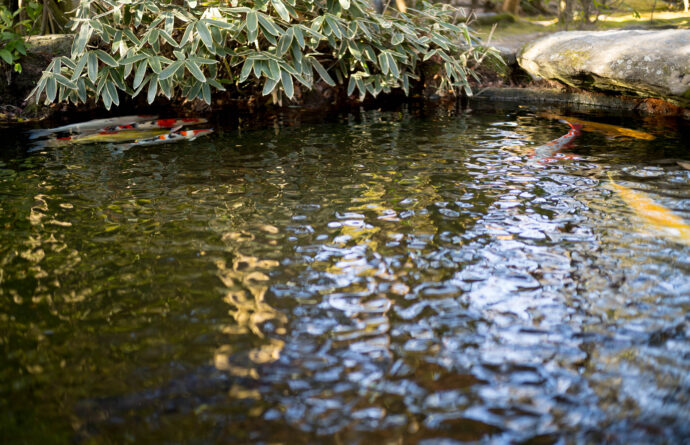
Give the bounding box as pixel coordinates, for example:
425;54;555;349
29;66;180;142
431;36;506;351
29;0;500;109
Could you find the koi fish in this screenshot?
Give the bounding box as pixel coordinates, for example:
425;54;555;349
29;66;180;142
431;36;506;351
529;121;582;163
29;128;173;151
28;115;158;140
101;117;208;132
119;128;214;149
540;113;655;140
608;172;690;246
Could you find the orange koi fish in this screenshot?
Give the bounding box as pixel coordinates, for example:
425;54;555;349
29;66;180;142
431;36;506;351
540;113;655;140
28;115;158;139
530;121;582;163
608;172;690;246
101;117;208;132
120;128;214;148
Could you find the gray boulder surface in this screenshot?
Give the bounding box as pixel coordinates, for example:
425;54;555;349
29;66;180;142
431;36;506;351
517;30;690;107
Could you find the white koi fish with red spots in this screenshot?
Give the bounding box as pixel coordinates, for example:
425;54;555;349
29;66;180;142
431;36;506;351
121;128;214;148
28;115;158;139
101;117;208;132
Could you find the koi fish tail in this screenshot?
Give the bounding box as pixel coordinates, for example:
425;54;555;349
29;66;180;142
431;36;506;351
27;129;54;140
27;139;59;152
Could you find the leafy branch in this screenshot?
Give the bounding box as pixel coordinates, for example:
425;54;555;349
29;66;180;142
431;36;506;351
29;0;502;109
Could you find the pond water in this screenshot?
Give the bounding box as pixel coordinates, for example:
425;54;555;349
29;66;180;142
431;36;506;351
1;102;689;443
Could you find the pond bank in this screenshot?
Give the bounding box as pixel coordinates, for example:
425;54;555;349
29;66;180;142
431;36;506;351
1;30;688;126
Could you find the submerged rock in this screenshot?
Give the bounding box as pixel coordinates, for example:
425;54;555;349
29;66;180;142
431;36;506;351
517;30;690;108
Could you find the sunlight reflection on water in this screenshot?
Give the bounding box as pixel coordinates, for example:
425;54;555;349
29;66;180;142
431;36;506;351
1;104;689;443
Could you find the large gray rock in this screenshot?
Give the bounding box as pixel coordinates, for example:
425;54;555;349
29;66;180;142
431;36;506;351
518;30;690;108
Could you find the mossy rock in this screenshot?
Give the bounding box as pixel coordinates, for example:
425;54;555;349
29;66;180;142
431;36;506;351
517;30;690;108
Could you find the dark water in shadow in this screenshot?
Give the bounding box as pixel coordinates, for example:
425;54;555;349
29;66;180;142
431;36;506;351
1;103;689;443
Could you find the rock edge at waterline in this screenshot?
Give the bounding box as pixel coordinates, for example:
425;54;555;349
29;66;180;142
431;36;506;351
517;30;690;108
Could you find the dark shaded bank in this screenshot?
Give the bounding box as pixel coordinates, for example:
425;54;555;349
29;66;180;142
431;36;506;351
1;34;688;127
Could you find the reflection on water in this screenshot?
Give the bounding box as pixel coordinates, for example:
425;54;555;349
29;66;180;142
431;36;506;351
1;104;689;443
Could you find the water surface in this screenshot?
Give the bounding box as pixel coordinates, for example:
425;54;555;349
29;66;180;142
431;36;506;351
1;103;689;443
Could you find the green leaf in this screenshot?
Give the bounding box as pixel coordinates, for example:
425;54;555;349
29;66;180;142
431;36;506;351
147;75;158;104
46;77;57;102
281;70;293;99
258;13;281;36
196;21;214;51
133;61;147;89
72;24;92;57
291;44;303;72
96;50;118;67
207;78;226;91
347;40;361;61
77;78;87;102
280;61;298;76
107;81;119;106
293;25;305;49
54;74;77;89
159;60;184;80
277;29;293;56
159;30;178;47
149;57;162;74
324;16;342;39
95;73;107;96
147;28;159;45
29;76;47;104
202;82;211;104
110;71;127;91
0;49;13;65
189;81;202;99
311;58;335;86
355;76;365;97
262;77;278;96
423;48;437;62
87;52;98;83
187;56;217;65
159;78;172;98
206;18;233;30
179;22;195;47
252;59;264;79
271;0;290;22
239;58;254;83
361;44;376;62
102;87;112;110
132;74;150;98
119;54;149;65
387;53;399;77
267;59;280;81
185;60;206;82
247;26;258;44
246;11;258;33
14;41;26;56
347;75;356;96
391;32;404;45
378;52;389;75
122;28;141;46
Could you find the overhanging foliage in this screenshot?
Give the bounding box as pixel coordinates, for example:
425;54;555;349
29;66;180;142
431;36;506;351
29;0;501;109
